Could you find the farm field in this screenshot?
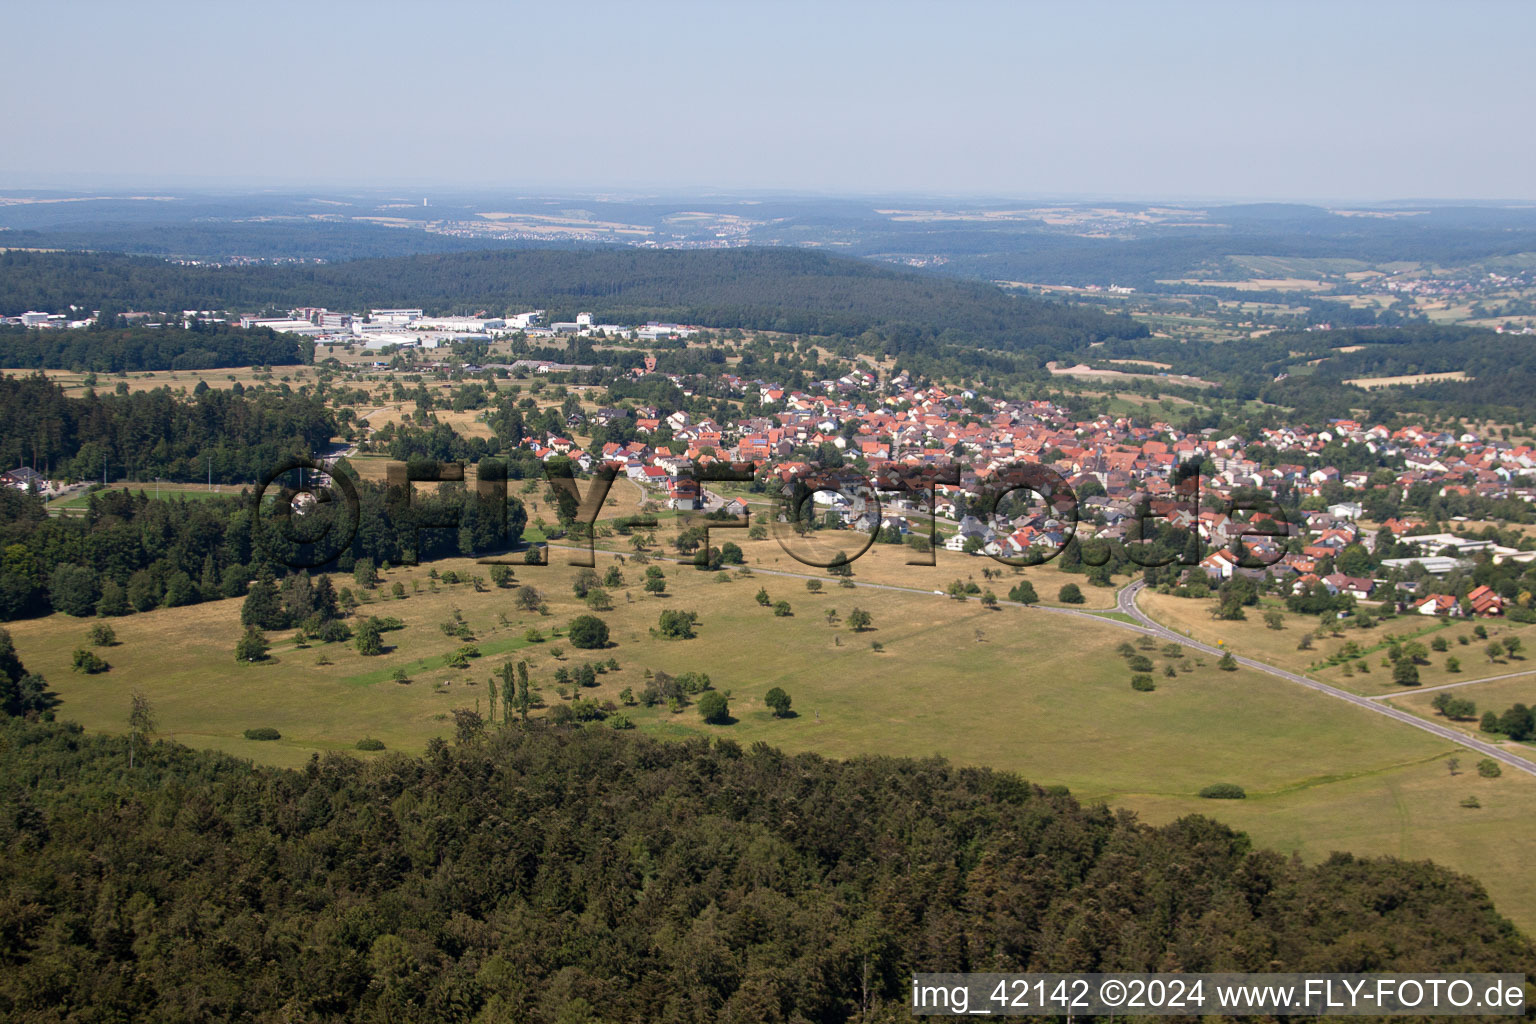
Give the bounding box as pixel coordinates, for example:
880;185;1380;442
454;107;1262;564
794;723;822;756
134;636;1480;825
1344;371;1471;388
15;549;1536;931
1047;361;1215;387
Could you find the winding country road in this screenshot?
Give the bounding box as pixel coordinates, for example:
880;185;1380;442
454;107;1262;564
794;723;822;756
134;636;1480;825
1101;579;1536;779
548;539;1536;779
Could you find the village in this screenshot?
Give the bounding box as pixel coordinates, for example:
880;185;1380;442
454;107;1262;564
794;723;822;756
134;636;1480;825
485;350;1536;621
8;303;1536;623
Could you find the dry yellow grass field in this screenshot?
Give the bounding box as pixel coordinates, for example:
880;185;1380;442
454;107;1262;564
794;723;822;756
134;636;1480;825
1;365;304;395
1344;371;1470;388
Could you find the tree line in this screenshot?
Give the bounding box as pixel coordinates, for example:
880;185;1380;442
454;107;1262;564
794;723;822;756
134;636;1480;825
0;321;308;372
0;373;333;484
0;717;1527;1022
0;473;527;622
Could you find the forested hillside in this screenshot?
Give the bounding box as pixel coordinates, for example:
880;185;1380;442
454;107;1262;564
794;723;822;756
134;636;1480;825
0;469;525;621
0;374;333;484
0;249;1145;354
0;322;308;372
0;719;1528;1023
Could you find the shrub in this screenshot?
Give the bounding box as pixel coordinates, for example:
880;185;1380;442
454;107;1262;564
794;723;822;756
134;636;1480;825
243;727;281;741
570;698;607;722
1198;783;1246;799
89;623;118;647
236;626;270;663
1008;581;1038;605
71;648;110;674
697;691;730;724
567;615;610;649
355;737;386;751
1057;583;1084;604
608;714;634;730
656;609;699;639
1130;674;1155;692
318;620;352;643
764;686;792;716
354;619;384;656
446;647;473;669
1477;759;1503;779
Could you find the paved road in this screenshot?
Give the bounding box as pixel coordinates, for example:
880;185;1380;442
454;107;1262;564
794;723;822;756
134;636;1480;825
548;541;1536;779
1106;579;1536;779
1365;667;1536;699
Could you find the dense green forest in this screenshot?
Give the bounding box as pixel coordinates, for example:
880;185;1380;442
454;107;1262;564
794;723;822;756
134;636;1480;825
0;249;1145;354
0;373;332;484
0;718;1528;1022
0;321;308;372
0;473;526;622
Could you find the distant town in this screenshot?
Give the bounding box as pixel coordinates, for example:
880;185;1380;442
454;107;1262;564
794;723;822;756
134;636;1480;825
7;300;1535;622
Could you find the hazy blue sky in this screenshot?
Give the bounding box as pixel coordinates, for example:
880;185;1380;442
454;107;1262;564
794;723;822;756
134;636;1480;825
3;0;1532;200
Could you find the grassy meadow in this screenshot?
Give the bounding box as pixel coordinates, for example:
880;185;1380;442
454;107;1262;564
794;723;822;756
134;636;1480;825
1138;589;1536;695
14;541;1536;932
